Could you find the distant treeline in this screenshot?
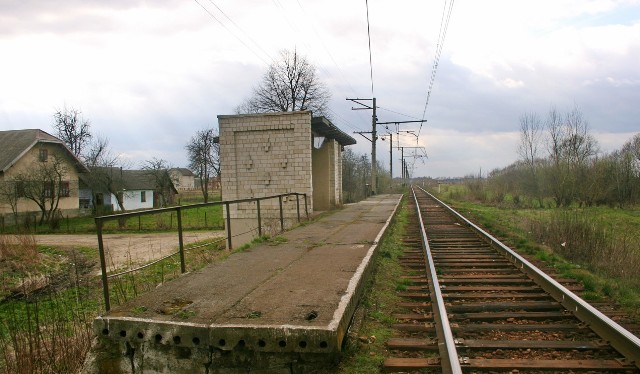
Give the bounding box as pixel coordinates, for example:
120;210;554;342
474;106;640;207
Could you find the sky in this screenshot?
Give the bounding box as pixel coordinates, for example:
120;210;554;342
1;0;639;178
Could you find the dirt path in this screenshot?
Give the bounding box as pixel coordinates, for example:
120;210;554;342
35;231;225;270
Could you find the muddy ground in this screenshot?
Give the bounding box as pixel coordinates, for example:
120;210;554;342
35;231;226;270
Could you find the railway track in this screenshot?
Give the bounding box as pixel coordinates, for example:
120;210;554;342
382;186;640;373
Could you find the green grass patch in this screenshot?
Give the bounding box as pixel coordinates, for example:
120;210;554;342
339;196;423;373
433;186;640;321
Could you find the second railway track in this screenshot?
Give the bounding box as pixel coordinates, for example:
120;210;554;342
382;186;640;373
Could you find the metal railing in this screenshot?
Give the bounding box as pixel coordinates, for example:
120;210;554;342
95;192;309;311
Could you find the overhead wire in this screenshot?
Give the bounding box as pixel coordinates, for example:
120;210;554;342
194;0;376;133
206;0;275;64
192;0;273;66
365;0;375;96
271;0;371;131
417;0;455;139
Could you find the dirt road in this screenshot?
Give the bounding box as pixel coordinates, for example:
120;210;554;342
35;231;225;270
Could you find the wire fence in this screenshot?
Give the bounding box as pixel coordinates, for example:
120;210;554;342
95;192;308;311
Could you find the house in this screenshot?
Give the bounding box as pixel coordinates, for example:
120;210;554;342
0;129;88;222
80;167;178;213
168;168;195;190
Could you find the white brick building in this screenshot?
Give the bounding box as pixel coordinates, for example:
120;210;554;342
218;111;355;247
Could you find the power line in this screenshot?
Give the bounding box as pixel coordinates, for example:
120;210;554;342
417;0;455;138
206;0;274;63
365;0;375;96
192;0;272;66
270;0;371;132
377;106;423;121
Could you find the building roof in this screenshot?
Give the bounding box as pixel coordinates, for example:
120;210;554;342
169;167;195;177
81;167;178;193
213;112;357;147
312;116;357;146
0;129;88;173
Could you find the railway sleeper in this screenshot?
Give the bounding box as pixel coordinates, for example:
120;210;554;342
386;337;608;351
447;300;562;312
459;357;636;371
451;310;574;321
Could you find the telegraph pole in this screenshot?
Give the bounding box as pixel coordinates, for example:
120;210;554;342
347;98;377;195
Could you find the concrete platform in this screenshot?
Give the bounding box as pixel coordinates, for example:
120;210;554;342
86;194;402;373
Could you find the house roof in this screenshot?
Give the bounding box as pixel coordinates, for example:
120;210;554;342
81;167;178;193
0;129;89;173
169;167;195;177
311;116;357;146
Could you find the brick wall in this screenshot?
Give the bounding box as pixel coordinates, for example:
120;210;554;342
218;112;313;245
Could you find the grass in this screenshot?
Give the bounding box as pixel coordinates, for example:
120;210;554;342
1;190;224;235
435;185;640;320
338;196;410;373
0;231;231;373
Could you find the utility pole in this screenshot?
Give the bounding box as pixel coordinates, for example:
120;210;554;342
377;120;426;183
347;98;377;195
397;146;424;181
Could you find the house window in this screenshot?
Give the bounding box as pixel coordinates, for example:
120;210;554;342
79;198;91;209
39;149;48;162
59;181;70;197
43;181;54;198
141;191;146;203
15;181;25;197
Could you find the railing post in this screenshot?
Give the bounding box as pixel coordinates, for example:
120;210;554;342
225;202;232;250
96;219;111;312
176;207;186;273
304;193;309;219
257;199;262;237
278;195;284;232
296;194;300;222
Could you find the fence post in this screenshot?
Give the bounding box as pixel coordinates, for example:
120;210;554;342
176;207;186;273
304;193;309;219
96;219;111;312
225;202;232;250
296;194;300;222
278;195;284;232
257;199;262;237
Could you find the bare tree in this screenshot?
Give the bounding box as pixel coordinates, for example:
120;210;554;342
237;49;331;116
545;106;566;166
517;112;543;168
622;132;640;169
0;181;20;224
186;128;219;203
561;106;598;166
12;152;70;225
142;157;174;207
53;106;92;157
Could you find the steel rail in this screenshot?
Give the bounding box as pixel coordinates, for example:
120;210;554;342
417;186;640;369
411;186;462;373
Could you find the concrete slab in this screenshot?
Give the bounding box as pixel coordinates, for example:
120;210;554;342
86;194;402;373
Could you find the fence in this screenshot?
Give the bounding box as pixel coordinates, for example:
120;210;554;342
95;192;308;311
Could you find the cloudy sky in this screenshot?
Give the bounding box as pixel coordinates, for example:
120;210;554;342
1;0;639;178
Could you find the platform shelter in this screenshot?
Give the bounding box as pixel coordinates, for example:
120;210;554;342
218;111;356;247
